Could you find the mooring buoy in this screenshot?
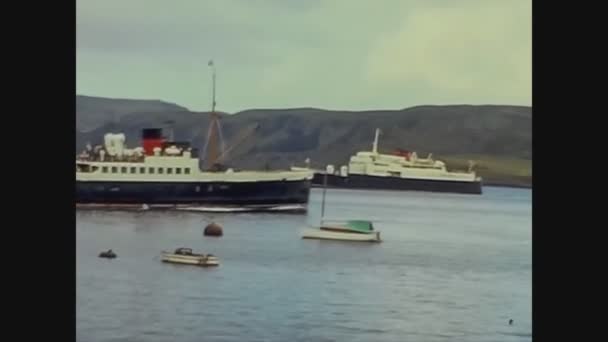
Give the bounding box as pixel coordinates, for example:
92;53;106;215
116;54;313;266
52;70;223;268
204;222;223;237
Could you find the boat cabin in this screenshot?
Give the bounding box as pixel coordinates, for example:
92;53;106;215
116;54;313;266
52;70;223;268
174;248;194;255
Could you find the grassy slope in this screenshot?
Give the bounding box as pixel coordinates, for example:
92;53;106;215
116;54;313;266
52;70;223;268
440;155;532;188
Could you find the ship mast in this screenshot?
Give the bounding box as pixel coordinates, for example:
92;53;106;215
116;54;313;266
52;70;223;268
204;60;223;169
320;173;328;225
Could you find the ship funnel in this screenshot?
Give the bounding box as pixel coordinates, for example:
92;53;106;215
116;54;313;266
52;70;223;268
142;128;164;156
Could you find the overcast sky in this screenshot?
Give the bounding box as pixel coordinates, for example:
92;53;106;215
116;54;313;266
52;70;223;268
77;0;531;112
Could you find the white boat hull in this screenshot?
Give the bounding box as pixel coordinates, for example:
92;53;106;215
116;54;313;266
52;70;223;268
301;229;381;242
160;253;219;267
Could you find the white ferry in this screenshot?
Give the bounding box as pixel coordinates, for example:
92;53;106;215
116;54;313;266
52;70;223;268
312;129;482;194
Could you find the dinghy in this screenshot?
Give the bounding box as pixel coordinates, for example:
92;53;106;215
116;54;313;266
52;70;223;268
160;248;219;267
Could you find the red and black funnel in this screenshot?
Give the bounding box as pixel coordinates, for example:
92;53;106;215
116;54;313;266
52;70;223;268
142;128;164;156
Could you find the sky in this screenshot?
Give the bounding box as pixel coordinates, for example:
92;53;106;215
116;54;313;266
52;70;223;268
77;0;531;113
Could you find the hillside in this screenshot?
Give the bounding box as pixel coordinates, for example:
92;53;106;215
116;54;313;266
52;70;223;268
76;95;532;187
76;95;189;132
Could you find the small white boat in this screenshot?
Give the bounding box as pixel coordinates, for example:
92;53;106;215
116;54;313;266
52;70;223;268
301;228;382;242
301;174;382;243
160;248;219;267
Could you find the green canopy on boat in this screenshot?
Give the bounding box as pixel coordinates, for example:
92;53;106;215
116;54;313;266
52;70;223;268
345;220;374;232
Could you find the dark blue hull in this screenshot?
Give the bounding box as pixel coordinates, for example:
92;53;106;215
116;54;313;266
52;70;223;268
312;173;482;195
76;179;311;205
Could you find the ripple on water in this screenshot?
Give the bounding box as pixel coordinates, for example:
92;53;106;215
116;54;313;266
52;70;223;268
77;187;531;342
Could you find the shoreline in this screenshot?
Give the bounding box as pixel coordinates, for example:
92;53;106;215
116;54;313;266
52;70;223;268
310;181;532;191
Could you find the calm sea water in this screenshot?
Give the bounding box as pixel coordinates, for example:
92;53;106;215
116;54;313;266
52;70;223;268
77;187;532;342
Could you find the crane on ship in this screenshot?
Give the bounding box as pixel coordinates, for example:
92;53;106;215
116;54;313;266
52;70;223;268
215;123;260;164
205;122;260;171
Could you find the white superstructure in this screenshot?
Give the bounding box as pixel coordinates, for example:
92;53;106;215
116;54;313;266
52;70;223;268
76;133;313;183
325;128;481;183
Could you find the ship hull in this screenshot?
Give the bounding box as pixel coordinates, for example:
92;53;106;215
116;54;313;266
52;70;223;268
312;173;482;195
76;179;311;205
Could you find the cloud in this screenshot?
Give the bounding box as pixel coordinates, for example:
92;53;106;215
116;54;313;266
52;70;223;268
366;1;531;106
77;0;531;112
